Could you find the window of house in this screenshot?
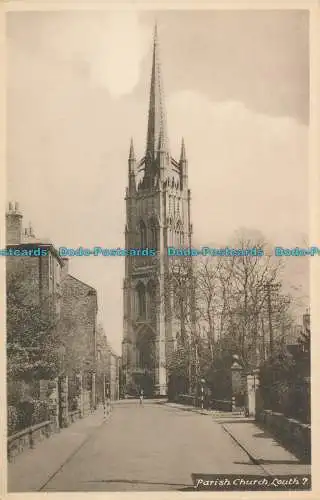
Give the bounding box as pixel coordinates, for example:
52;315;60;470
49;254;53;279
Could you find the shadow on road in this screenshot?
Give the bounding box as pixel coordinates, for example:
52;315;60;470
252;431;277;439
234;458;303;465
217;419;254;424
82;478;191;489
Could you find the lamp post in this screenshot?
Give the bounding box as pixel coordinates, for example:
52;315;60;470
200;378;206;410
302;308;310;354
263;282;281;356
231;354;243;413
303;308;310;332
103;373;106;419
57;344;69;427
58;344;66;376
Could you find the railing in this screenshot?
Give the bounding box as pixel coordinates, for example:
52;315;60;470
175;394;196;406
210;399;233;412
8;420;55;462
175;394;234;412
69;409;81;423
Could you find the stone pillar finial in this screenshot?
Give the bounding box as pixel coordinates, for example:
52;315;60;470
231;353;244;413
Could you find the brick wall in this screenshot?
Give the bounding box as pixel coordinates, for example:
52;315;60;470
6;255;41;305
6;247;63;321
60;275;98;375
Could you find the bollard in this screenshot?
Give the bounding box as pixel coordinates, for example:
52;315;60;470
103;399;107;420
232;396;236;412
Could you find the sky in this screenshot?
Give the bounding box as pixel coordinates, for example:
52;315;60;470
6;9;310;354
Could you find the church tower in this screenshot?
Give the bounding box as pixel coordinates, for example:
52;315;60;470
122;25;193;396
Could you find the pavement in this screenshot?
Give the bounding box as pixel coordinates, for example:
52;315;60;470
8;405;108;492
162;401;245;418
7;400;311;492
163;402;310;475
222;420;311;476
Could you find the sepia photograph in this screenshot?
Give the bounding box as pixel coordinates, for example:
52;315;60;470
5;6;312;493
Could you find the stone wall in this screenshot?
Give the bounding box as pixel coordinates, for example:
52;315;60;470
8;420;55;462
60;275;97;374
6;247;63;328
256;409;311;463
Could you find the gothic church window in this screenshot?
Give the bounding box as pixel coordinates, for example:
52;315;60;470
136;282;146;320
175;221;183;247
151;225;158;249
149;218;159;250
139;220;147;248
179;230;184;246
147;280;157;320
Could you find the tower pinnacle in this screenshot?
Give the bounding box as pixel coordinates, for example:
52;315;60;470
129;137;135;162
128;137;136;194
146;23;169;161
180;137;186;161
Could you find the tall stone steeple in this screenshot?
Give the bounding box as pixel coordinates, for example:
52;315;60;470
180;137;188;189
122;23;193;398
127;137;136;194
143;24;170;189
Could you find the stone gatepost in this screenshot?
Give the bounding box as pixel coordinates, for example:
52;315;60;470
47;378;59;431
231;355;244;412
60;375;69;428
76;373;84;418
246;368;260;418
91;373;96;410
40;379;49;401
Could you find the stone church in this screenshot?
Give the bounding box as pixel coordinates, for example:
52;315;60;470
122;25;193;396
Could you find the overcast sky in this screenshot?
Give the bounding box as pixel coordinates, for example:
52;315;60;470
7;9;309;353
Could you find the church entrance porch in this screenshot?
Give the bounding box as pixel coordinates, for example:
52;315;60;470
132;370;155;398
134;325;156;397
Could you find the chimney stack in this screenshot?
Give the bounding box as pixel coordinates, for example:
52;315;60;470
6;201;23;245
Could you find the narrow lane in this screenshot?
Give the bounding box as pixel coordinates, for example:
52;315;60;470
43;401;265;491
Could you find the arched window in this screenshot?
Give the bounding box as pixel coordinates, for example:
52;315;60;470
151;226;158;249
136;282;146;319
139;340;154;370
137;328;155;370
139;220;147;248
147;280;157;320
175;221;183;247
149;218;159;250
179;230;184;246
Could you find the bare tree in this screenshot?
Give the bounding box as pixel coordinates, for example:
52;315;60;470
165;230;305;398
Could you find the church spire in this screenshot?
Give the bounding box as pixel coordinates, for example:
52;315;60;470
180;137;186;161
180;137;188;190
146;23;169;161
128;137;136;194
129;137;135;163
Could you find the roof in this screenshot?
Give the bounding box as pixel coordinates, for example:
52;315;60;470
6;242;64;265
66;274;97;293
